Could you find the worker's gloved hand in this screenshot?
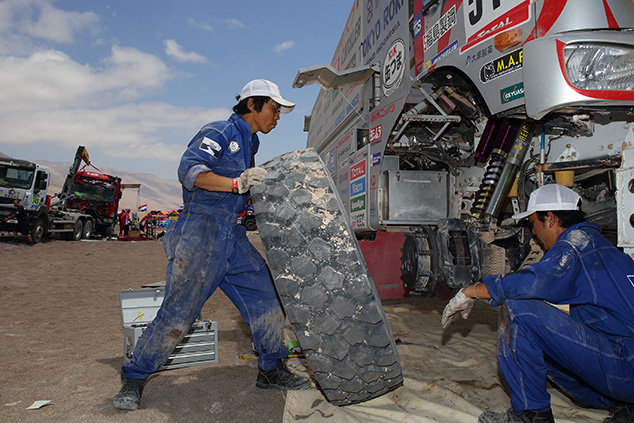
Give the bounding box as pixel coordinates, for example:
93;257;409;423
237;167;267;194
441;290;476;329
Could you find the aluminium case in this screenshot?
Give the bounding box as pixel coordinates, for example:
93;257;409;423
119;288;218;370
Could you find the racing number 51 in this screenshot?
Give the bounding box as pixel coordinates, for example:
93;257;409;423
467;0;502;25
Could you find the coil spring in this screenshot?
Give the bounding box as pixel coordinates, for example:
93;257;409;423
471;153;506;217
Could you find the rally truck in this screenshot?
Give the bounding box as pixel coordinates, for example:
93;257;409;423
289;0;634;297
0;146;122;244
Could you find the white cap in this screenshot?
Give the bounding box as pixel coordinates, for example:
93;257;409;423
512;184;581;220
237;79;295;114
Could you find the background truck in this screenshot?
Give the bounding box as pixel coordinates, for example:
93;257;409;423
237;203;257;231
293;0;634;297
0;146;122;244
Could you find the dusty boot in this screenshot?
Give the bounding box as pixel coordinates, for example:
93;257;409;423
479;408;555;423
256;361;311;391
605;402;634;423
113;377;145;410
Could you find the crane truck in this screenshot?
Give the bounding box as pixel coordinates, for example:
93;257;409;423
0;146;122;244
293;0;634;296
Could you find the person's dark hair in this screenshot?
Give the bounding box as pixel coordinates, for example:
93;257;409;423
536;210;585;228
233;96;269;115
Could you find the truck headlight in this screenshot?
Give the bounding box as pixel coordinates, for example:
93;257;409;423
563;43;634;91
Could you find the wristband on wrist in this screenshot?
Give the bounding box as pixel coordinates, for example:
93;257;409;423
473;282;480;299
231;178;238;194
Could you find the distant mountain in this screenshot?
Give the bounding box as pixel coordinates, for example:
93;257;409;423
1;152;183;212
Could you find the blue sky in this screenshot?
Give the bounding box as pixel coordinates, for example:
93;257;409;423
0;0;353;179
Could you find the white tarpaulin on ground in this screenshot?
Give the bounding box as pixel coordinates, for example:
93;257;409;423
284;298;608;423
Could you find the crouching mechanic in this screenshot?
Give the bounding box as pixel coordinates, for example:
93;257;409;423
441;184;634;423
114;79;311;411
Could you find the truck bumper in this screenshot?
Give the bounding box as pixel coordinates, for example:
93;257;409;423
524;31;634;120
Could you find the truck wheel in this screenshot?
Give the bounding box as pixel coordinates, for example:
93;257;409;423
243;217;257;231
82;219;93;239
250;148;403;406
70;219;83;241
99;224;114;239
30;217;44;244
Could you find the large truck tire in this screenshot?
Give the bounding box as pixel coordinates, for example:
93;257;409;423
82;219;93;239
250;148;403;406
29;217;44;244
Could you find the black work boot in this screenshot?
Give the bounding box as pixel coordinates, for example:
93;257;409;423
479;407;555;423
256;361;311;391
113;377;145;410
605;402;634;423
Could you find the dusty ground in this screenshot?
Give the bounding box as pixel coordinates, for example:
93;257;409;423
0;232;290;423
0;232;609;423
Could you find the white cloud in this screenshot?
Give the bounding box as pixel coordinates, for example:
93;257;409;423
0;0;99;45
273;41;295;54
0;45;227;166
0;0;227;174
0;102;227;148
0;46;174;111
224;18;245;30
188;17;214;33
163;39;208;64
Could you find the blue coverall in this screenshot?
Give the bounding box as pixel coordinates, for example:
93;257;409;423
121;113;288;379
484;222;634;414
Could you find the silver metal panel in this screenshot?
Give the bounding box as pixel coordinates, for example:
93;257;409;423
119;288;165;326
123;321;218;370
382;170;448;222
120;288;218;370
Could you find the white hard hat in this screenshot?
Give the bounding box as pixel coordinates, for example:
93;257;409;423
237;79;295;113
512;184;581;220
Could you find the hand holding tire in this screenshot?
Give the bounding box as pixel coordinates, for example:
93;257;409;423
237;167;267;194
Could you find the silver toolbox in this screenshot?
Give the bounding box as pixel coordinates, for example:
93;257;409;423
381;169;449;223
119;288;218;371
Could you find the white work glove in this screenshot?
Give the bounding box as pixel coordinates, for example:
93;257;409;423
237;167;267;194
441;290;476;329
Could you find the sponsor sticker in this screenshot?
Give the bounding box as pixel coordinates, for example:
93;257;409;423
426;40;459;69
413;12;422;40
350;160;366;180
200;137;222;157
480;48;522;83
329;150;336;174
350;194;366;213
500;82;524;104
228;140;240;153
371;103;396;123
350;178;366;197
382;39;406;97
424;5;457;52
351;211;366;228
465;44;494;66
370;125;382;143
371;152;382;167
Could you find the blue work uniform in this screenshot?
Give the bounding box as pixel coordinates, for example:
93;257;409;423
121;113;288;379
484;222;634;414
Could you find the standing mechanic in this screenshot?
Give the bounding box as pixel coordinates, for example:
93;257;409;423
114;79;310;411
441;184;634;423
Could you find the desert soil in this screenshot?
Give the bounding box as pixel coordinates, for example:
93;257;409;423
0;232;290;423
